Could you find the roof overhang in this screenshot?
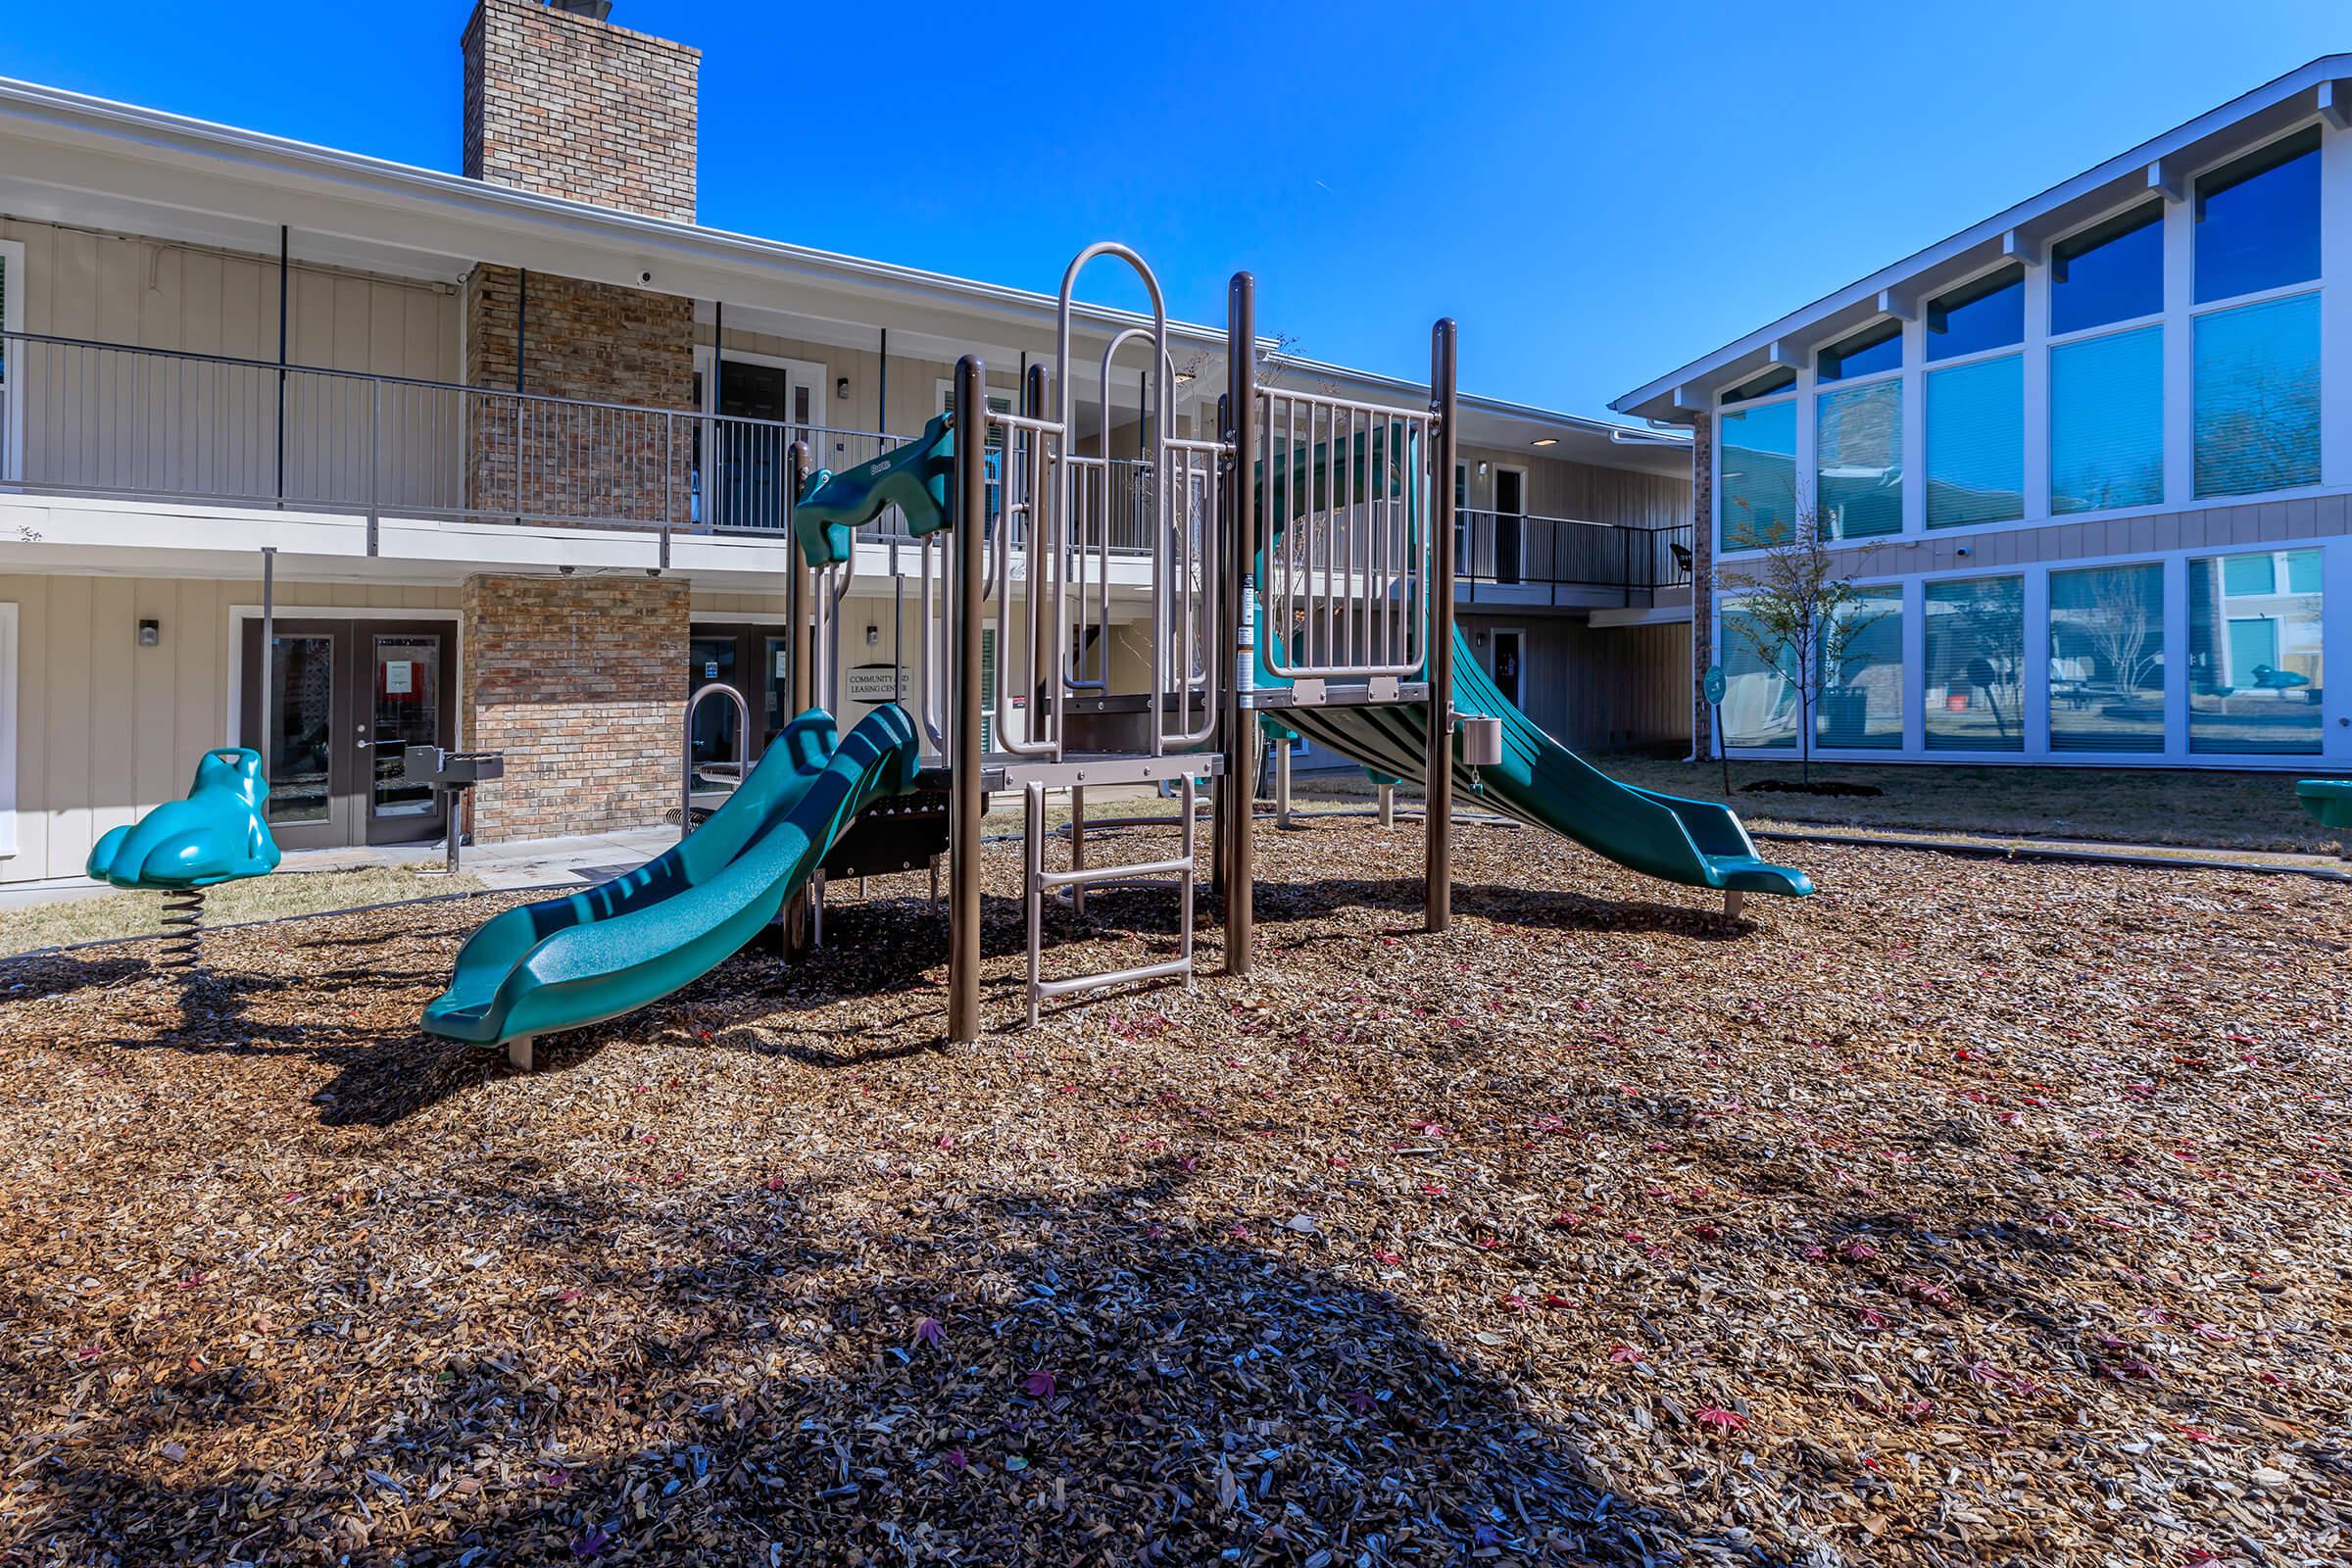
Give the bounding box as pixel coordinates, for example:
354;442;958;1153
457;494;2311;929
1611;55;2352;423
0;76;1678;469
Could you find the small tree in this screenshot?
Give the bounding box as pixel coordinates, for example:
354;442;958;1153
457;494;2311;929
1720;510;1881;784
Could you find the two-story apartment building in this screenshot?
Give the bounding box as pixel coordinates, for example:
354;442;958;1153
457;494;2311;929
1616;58;2352;773
0;0;1695;891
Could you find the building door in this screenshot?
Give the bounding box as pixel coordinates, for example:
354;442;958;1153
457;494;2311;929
1494;466;1526;585
1490;628;1525;710
688;622;794;785
708;354;826;532
240;618;456;851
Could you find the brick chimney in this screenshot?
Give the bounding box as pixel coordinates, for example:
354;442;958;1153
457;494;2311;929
461;0;699;222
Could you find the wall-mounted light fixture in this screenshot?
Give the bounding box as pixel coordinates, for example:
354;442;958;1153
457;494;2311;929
865;625;880;647
837;377;852;401
1471;629;1488;647
137;618;161;648
1477;461;1491;479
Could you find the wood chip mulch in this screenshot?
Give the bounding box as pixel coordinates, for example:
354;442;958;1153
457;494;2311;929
0;815;2346;1567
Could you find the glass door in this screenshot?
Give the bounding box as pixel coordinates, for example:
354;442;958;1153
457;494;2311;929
366;628;451;846
711;356;826;532
241;620;354;851
1491;629;1525;709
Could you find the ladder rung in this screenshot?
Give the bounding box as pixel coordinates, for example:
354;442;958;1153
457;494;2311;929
1037;855;1191;891
1034;955;1193;1002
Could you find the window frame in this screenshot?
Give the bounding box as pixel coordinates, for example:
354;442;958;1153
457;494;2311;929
0;601;20;858
2190;122;2324;310
1713;388;1801;555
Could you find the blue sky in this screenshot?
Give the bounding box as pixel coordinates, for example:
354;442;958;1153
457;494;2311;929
3;1;2346;420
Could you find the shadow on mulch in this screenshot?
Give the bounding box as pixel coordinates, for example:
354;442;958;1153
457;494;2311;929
18;1167;1793;1566
0;950;155;1002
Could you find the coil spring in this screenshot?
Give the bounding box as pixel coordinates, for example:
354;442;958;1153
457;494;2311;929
159;887;206;969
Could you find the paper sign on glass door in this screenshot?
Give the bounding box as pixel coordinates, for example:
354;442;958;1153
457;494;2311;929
385;661;414;695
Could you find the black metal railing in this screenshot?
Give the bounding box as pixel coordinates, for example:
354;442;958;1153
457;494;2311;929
1455;508;1693;605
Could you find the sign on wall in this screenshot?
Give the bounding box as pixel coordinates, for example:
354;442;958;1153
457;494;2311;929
844;662;906;705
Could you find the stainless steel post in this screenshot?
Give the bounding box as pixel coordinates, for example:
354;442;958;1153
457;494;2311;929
1069;784;1087;916
1425;318;1459;933
789;441;814;715
258;546;276;787
948;357;988;1044
1276;739;1293;828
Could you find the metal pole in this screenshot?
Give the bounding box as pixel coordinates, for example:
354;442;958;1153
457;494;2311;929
789;441;813;714
1276;738;1292;828
948;356;988;1044
259;546;277;782
273;226;288;508
1222;273;1257;976
1425;318;1459;934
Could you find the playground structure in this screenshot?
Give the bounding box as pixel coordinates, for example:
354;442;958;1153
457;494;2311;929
420;241;1811;1061
86;747;283;966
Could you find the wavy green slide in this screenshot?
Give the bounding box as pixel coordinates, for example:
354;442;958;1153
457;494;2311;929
1256;418;1807;900
422;704;920;1058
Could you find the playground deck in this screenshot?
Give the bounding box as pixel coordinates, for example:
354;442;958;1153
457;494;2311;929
1;817;2345;1566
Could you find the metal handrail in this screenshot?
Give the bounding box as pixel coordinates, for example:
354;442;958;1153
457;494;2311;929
1454;507;1693;600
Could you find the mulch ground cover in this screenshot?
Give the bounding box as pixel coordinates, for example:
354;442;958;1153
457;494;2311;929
0;815;2345;1567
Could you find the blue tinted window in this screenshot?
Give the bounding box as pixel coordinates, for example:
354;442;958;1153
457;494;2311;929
1926;354;2023;527
2195;126;2321;303
2194;291;2320;497
2189;548;2326;753
1817;380;1903;539
1719;399;1797;549
1926;267;2024;362
2050;325;2163;514
1818;320;1902;383
2051;202;2164;335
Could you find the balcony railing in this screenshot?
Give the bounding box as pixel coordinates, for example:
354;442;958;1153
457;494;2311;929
0;332;1677;594
1456;508;1693;606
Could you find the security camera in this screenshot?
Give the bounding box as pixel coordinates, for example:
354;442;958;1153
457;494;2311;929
638;270;654;285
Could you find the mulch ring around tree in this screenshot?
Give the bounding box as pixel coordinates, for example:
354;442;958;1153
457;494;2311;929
0;815;2345;1566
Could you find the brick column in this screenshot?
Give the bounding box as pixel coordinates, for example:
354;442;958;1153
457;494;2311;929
1689;413;1715;760
462;573;689;841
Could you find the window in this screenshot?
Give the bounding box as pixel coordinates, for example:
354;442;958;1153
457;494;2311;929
1721;367;1795;404
0;601;15;857
1718;603;1798;750
2050;325;2163;514
1816;320;1902;384
1926;266;2023;362
2194;125;2321;304
1926;354;2024;527
1924;576;2025;751
2193;291;2320;498
2050;201;2164;335
2189;549;2324;754
2048;564;2165;753
1718;398;1796;550
1816;379;1902;539
1820;587;1902;749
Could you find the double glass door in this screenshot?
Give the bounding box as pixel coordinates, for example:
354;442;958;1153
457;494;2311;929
688;623;793;789
239;618;456;850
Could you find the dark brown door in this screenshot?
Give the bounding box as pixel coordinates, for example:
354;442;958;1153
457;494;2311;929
241;618;457;850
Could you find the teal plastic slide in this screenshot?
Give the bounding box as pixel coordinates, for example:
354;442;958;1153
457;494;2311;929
1255;418;1808;900
2297;779;2352;835
422;704;920;1054
88;747;281;890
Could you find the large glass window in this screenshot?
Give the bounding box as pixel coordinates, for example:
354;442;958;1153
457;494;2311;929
2050;326;2163;514
2189;548;2325;754
1817;320;1902;384
2195;125;2322;304
1719;603;1798;750
2051;201;2164;335
1924;576;2025;751
1926;266;2024;362
1819;587;1903;749
2048;564;2165;753
1926;354;2024;527
1816;379;1902;539
1718;399;1797;550
2193;291;2321;498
